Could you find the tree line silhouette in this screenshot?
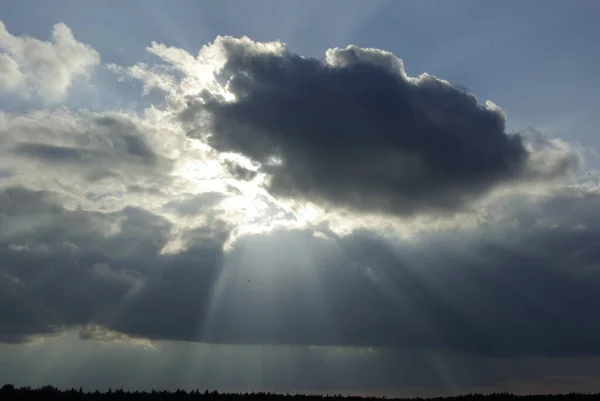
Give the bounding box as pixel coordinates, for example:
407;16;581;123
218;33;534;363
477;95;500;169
1;385;599;401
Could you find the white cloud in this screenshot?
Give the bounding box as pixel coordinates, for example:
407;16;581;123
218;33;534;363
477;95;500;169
0;52;25;91
106;62;177;95
0;21;100;103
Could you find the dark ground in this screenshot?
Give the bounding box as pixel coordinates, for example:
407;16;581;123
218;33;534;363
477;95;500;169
1;385;599;401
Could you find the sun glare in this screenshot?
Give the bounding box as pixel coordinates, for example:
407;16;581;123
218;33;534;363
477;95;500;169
295;204;321;225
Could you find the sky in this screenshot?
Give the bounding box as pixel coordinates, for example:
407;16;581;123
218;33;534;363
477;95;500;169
1;0;600;397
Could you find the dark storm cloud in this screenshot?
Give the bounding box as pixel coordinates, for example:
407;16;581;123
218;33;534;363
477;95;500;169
182;40;571;216
2;185;600;358
0;187;230;343
198;190;600;357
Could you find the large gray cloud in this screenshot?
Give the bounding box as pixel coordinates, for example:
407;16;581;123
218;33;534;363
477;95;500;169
180;38;574;216
201;203;600;357
2;185;600;357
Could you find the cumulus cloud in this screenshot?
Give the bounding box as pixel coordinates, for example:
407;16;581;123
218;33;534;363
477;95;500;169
0;52;25;92
0;21;99;103
160;37;577;217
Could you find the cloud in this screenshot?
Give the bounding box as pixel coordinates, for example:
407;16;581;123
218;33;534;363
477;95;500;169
0;187;230;343
2;184;600;357
0;21;99;103
0;107;186;213
78;324;154;348
199;187;600;357
106;62;177;96
0;24;598;364
162;37;577;217
163;192;227;216
0;53;25;92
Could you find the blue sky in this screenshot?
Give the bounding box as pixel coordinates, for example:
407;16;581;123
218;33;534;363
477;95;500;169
1;0;600;397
